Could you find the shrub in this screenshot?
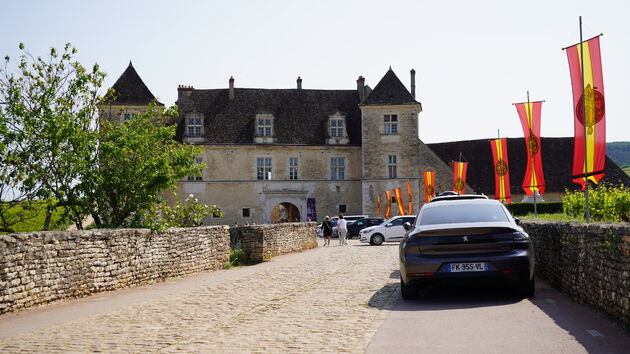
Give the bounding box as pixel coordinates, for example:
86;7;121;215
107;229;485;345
144;194;222;231
225;249;253;268
506;202;563;216
563;184;630;222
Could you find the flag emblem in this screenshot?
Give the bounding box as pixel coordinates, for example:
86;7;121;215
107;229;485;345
495;159;508;177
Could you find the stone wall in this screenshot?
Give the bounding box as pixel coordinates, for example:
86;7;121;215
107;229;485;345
0;226;230;314
230;222;318;262
520;220;630;330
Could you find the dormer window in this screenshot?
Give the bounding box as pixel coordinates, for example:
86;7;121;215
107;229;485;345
183;113;205;143
254;114;276;143
122;113;137;121
187;117;203;136
384;114;398;134
326;113;349;145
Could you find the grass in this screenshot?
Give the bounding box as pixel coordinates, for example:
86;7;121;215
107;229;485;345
520;213;585;222
0;202;71;234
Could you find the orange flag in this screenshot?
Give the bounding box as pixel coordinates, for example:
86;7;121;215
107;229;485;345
566;35;606;190
393;188;406;215
515;101;546;196
423;171;435;203
384;191;391;218
406;182;413;215
490;138;512;203
453;162;468;194
377;195;381;217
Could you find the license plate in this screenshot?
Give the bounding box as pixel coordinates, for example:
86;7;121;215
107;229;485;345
449;262;488;272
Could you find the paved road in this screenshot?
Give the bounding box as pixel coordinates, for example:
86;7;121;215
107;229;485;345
0;239;628;353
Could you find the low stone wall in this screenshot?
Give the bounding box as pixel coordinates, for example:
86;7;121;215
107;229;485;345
230;222;318;262
520;220;630;330
0;226;230;314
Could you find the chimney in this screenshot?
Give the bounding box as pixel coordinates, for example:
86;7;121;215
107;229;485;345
297;76;302;90
357;76;365;102
229;76;235;100
410;69;416;98
177;85;194;100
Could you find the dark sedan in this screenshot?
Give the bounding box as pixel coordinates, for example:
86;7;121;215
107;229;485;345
346;218;385;238
399;195;535;299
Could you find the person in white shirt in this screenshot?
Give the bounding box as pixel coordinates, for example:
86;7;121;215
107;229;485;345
336;214;348;246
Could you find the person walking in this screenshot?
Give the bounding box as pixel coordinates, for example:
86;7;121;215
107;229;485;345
336;214;348;246
322;216;333;246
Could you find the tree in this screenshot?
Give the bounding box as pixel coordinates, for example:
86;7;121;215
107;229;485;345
86;103;204;228
1;43;103;229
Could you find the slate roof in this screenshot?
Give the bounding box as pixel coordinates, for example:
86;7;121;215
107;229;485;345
109;62;161;106
177;88;362;145
427;137;630;195
361;68;419;106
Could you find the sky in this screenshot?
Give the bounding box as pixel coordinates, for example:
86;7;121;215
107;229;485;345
1;0;629;143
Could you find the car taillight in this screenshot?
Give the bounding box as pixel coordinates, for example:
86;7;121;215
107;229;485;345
513;232;529;240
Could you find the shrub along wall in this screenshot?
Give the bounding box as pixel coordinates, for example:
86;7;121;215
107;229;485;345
520;220;630;330
0;226;230;314
230;222;318;262
506;202;563;216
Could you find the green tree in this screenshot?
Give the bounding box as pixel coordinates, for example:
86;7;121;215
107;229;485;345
86;104;204;228
0;43;102;229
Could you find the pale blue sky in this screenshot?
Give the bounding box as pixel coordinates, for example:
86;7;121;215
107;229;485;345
2;0;629;143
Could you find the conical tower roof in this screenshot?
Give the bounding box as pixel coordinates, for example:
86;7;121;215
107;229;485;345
362;68;418;105
109;62;161;105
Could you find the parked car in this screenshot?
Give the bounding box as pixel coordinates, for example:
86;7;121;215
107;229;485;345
347;218;385;238
317;215;367;238
398;194;535;299
359;215;416;245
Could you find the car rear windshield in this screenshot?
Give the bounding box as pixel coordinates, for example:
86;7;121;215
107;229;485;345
419;203;509;225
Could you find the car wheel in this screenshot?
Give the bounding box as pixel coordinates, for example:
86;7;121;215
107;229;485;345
400;276;418;300
517;274;535;298
370;233;384;246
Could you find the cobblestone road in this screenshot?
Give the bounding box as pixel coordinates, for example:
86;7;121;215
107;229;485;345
0;240;400;352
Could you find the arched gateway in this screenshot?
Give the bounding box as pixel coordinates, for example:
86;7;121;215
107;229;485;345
271;202;300;223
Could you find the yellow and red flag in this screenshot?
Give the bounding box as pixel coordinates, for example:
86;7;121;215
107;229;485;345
566;35;606;189
490;138;512;204
515;101;545;196
453;162;468;194
393;187;406;215
377;194;381;217
384;191;391;218
423;171;435;203
406;182;413;215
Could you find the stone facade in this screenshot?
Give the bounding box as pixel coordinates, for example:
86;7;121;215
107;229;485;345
0;227;230;314
520;220;630;330
230;222;318;262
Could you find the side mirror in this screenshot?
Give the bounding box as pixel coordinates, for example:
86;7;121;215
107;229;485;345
403;222;412;231
514;217;520;225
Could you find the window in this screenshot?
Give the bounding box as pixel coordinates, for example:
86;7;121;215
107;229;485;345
339;204;347;213
384;114;398;134
187;117;203;136
242;208;251;218
388;155;397;179
330;118;345;137
188;157;203;181
330;157;345;180
289;157;298;180
257;118;273;137
257;157;272;180
122;113;137;121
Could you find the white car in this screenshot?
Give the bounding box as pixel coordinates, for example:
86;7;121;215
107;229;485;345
359;215;417;245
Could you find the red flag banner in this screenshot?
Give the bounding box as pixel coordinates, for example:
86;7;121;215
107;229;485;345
406;182;413;215
385;191;391;218
377;194;381;217
423;171;435;203
515;101;545;196
453;162;468;194
490;138;512;203
566;35;606;189
393;187;406;215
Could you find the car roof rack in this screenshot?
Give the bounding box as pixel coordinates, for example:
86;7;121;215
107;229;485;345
429;194;488;203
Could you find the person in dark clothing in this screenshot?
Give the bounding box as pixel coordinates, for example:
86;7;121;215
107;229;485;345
322;216;333;246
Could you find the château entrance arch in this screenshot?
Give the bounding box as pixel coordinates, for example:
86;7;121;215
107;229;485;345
271;202;300;223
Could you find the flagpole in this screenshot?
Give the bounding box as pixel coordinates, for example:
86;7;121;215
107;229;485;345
580;16;591;222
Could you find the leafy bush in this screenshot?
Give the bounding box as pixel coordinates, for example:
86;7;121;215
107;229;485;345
506;202;563;216
144;194;222;231
563;184;630;222
225;249;251;268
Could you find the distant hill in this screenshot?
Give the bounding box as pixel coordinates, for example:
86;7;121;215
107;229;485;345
607;142;630;169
